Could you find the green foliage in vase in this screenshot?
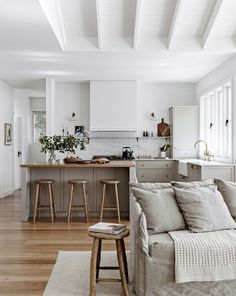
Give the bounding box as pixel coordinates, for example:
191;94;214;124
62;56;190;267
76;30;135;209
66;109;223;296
39;135;88;154
62;135;88;154
38;135;62;153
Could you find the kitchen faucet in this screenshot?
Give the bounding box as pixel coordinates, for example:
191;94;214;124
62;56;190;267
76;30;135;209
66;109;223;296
194;140;213;161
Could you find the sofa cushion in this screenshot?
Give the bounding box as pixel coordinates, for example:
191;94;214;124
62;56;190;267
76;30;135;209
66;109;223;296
131;186;186;234
215;179;236;219
174;185;236;232
130;182;172;191
171;178;214;189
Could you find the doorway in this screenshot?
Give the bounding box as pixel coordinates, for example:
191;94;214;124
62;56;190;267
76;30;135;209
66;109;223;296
13;115;22;190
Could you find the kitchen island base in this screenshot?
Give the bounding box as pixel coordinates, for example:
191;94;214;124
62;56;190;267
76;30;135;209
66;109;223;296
21;162;136;222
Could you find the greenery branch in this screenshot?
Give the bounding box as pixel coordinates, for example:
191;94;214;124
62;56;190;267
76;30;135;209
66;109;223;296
39;135;88;155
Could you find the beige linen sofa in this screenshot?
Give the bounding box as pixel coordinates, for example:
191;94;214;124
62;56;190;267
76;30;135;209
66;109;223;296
130;181;236;296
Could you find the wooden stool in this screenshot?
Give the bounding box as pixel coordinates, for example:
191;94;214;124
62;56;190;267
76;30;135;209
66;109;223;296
100;179;121;223
88;229;130;296
67;180;89;223
33;179;56;223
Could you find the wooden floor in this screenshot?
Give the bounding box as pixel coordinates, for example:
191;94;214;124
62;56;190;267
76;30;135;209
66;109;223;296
0;190;130;296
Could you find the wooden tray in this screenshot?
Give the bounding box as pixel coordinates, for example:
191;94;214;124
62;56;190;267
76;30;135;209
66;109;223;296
76;160;91;164
64;158;82;163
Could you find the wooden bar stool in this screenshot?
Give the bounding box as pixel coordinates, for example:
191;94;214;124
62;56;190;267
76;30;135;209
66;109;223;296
33;179;56;223
100;179;121;223
88;229;130;296
67;180;89;223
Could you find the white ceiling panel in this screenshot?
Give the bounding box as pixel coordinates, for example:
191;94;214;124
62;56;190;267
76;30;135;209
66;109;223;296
100;0;136;37
211;0;236;37
176;0;216;37
0;0;61;52
139;0;176;37
0;0;236;83
59;0;97;37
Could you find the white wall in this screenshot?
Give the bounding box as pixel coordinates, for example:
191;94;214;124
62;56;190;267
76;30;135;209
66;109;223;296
0;80;14;198
30;97;45;110
29;97;46;162
14;89;46;165
53;81;90;135
195;55;236;162
138;82;196;134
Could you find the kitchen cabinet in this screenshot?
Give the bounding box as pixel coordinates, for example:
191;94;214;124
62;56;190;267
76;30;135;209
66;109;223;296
201;165;234;181
174;162;201;181
174;160;235;182
169;106;198;159
90;80;137;131
136;160;173;182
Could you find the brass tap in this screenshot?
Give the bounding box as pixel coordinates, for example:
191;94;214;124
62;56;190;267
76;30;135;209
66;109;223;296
194;140;213;161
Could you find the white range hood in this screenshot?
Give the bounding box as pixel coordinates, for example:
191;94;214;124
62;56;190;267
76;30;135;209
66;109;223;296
90;80;138;131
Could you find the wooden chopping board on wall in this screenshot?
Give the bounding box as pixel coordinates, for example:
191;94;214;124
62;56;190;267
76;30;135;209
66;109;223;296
157;119;170;137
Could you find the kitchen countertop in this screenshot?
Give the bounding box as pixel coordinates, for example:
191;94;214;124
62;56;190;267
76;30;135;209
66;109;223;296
136;158;172;161
21;160;136;168
136;158;234;166
183;159;234;166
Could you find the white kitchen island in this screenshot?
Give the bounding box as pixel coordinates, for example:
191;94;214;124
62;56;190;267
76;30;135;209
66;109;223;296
21;161;136;222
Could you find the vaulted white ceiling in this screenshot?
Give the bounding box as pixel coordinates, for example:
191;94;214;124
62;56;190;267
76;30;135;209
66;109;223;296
0;0;236;83
39;0;236;51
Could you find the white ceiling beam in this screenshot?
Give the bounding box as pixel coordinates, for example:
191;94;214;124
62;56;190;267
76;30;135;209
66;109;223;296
96;0;102;49
38;0;67;50
168;0;184;49
202;0;224;49
133;0;142;50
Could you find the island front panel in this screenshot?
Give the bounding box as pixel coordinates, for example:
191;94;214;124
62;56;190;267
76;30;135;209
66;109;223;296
25;166;130;221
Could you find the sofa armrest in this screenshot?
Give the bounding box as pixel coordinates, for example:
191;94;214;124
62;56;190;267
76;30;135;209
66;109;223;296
130;192;149;257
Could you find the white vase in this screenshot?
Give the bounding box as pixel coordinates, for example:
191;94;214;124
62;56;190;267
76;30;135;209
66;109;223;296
48;150;56;164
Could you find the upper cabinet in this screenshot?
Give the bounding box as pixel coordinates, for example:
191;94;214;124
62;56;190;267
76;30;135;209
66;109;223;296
90;81;137;131
169;106;199;159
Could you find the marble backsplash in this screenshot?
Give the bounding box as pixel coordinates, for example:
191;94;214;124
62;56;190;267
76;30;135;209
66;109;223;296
77;138;171;160
33;136;171;162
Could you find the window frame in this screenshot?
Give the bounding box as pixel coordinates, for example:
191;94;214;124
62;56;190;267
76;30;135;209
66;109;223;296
200;78;232;163
31;109;46;143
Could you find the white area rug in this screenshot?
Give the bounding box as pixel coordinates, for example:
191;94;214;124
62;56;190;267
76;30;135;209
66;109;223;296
43;251;133;296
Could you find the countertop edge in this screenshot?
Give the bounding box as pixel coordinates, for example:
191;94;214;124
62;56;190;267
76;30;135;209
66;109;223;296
21;161;136;168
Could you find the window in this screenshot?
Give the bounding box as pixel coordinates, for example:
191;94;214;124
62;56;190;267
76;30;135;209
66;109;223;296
200;80;232;162
32;111;46;142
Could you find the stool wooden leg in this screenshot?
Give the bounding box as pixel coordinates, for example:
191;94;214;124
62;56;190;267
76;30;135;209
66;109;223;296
33;184;40;224
37;185;41;220
115;183;121;223
90;238;100;296
68;184;74;223
100;184;106;222
82;183;89;223
96;239;102;282
48;184;54;223
121;238;129;283
116;239;129;296
51;183;56;218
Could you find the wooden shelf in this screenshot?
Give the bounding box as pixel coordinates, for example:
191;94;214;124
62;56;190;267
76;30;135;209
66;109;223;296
72;136;172;144
78;136;171;141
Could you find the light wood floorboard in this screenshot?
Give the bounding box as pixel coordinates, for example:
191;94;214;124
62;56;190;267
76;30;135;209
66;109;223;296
0;190;130;295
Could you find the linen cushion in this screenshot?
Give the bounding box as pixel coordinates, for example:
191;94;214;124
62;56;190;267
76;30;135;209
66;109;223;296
174;185;236;233
215;179;236;218
131;186;186;234
171;178;214;189
130;182;172;191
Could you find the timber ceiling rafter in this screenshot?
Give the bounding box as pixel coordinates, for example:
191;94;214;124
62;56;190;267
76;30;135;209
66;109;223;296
38;0;236;52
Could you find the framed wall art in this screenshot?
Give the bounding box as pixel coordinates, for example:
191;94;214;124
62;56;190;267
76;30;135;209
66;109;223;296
74;125;84;137
4;123;12;145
